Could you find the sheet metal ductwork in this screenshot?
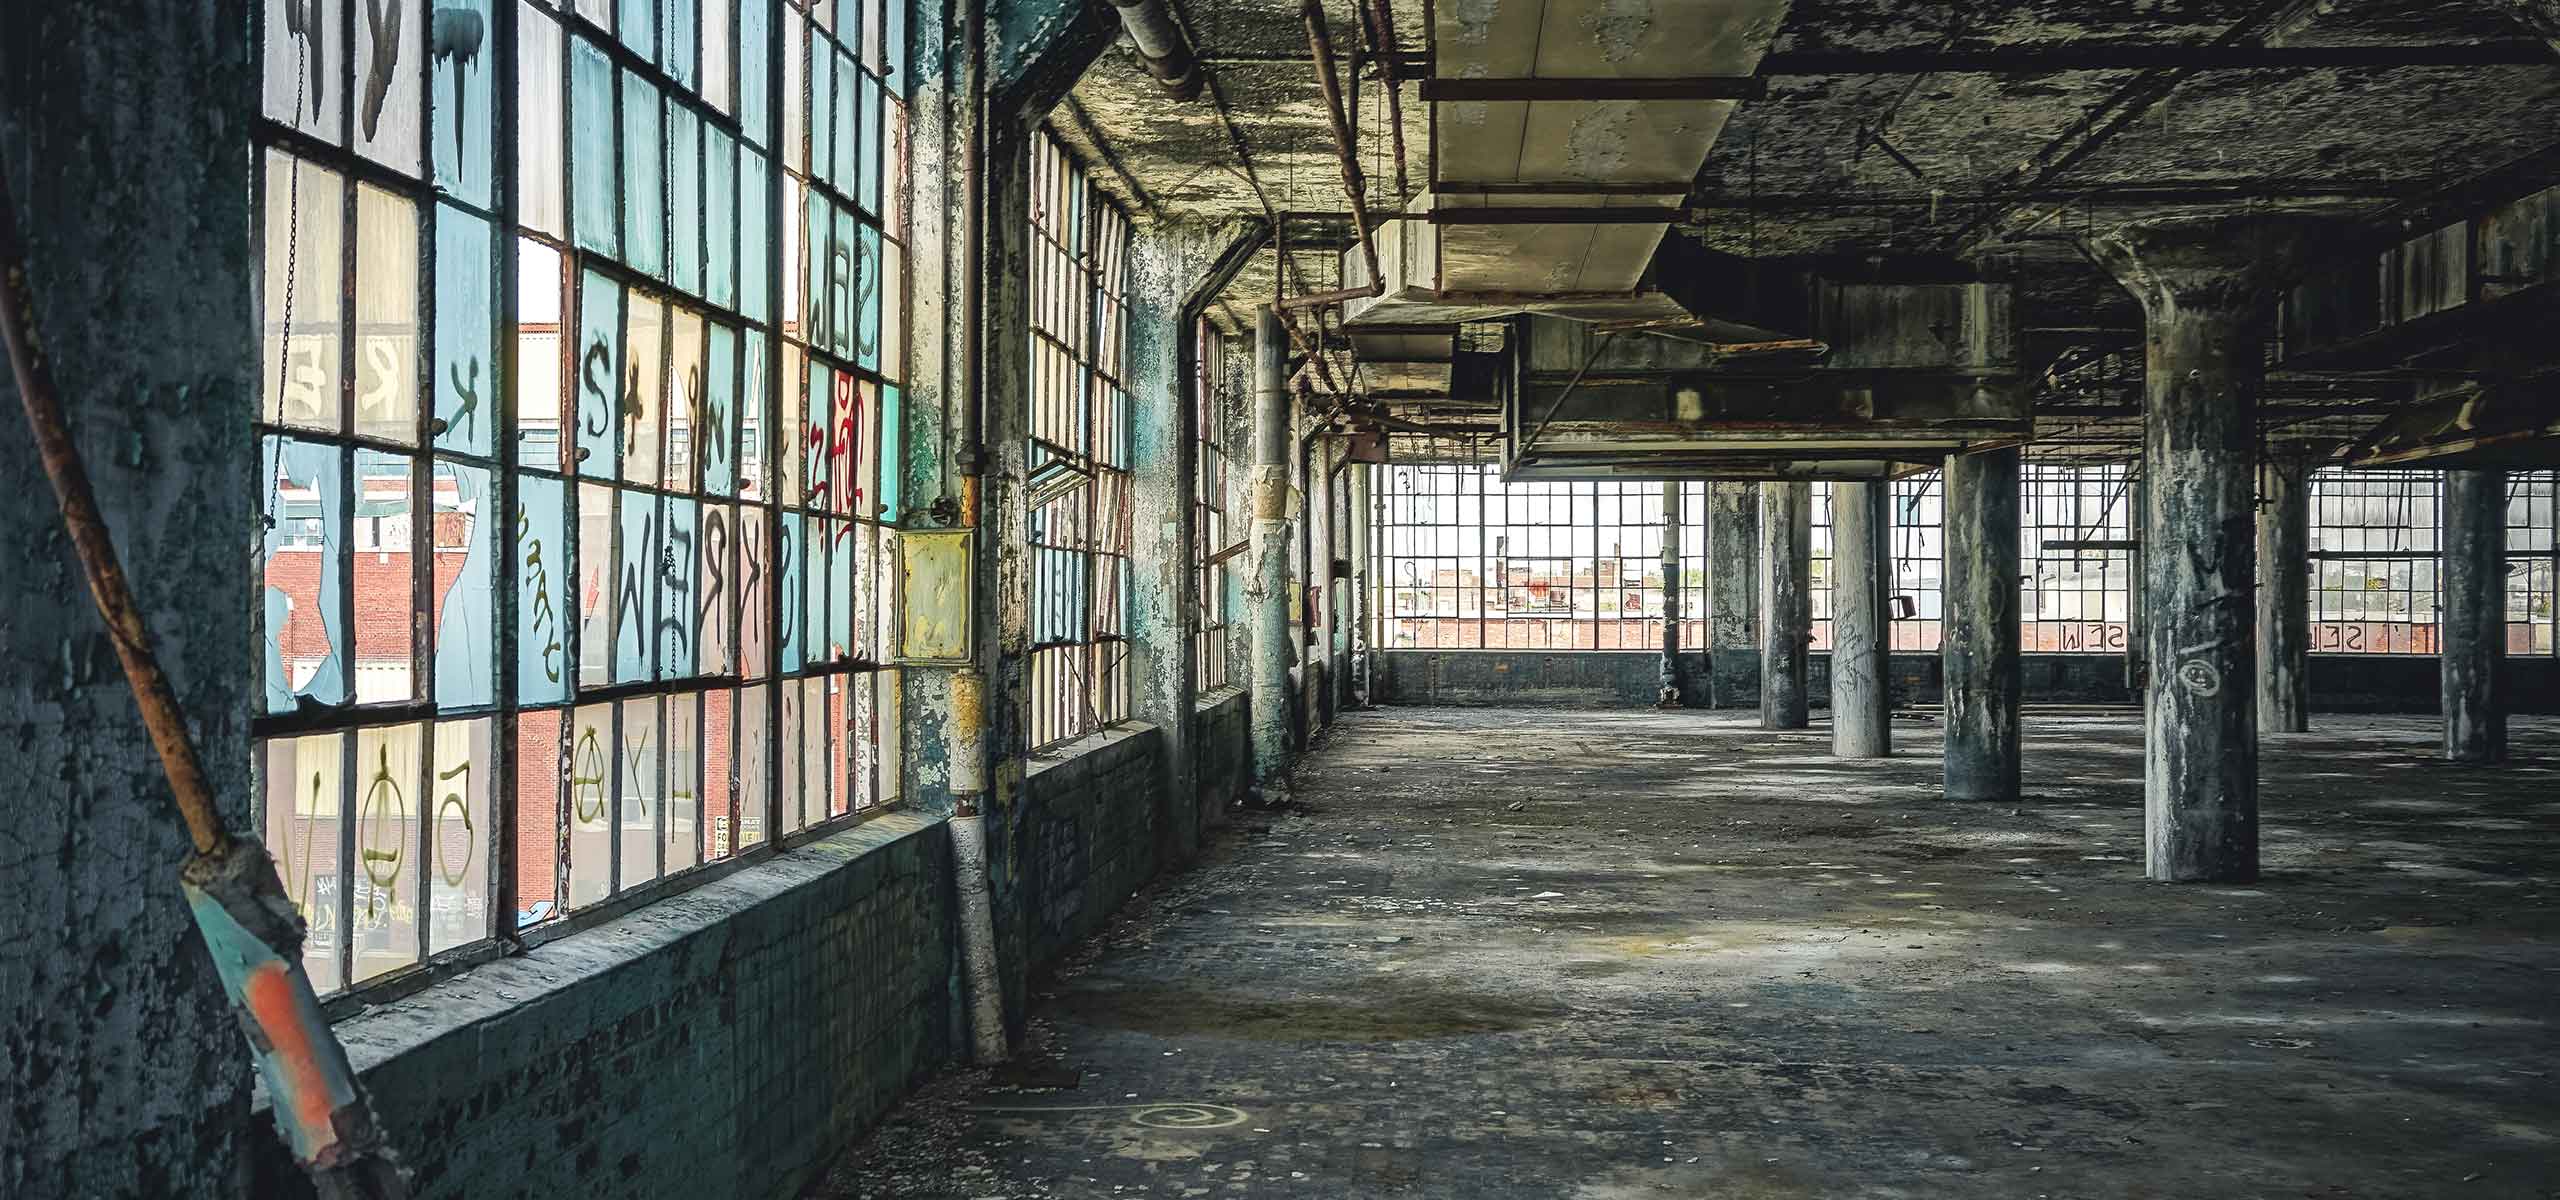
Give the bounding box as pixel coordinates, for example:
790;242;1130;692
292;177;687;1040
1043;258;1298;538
1341;0;1792;330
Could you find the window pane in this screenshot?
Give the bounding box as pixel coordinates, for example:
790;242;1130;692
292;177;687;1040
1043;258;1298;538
261;151;345;433
515;707;565;926
432;459;496;707
353;0;425;174
518;473;570;704
354;185;421;444
432;205;497;457
350;722;424;983
352;450;418;704
263;436;348;711
431;0;496;204
262;733;346;993
426;717;494;955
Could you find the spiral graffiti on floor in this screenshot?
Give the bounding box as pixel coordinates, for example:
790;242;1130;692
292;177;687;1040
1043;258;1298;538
968;1102;1251;1130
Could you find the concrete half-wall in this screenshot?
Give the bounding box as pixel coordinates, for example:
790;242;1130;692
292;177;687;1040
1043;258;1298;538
1375;650;2560;714
245;695;1254;1199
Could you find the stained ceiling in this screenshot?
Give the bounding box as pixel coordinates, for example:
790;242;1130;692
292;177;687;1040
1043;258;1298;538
1052;0;2560;462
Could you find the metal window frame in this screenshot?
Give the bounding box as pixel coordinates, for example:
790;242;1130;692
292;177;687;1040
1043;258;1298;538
1027;127;1135;751
249;0;914;1016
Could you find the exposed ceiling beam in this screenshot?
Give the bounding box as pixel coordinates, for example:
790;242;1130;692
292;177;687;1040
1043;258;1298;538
1418;76;1766;101
1759;40;2555;75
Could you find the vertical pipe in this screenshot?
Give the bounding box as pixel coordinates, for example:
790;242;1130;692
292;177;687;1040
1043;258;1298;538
944;668;1005;1063
1659;480;1683;706
1349;461;1372;706
2443;468;2508;763
2126;466;2148;693
1759;481;1811;729
1249;308;1294;794
1832;479;1891;756
1943;447;2022;801
2256;455;2310;733
1707;481;1760;708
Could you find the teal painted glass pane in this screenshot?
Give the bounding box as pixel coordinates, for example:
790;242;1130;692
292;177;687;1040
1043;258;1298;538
807;189;838;353
885;0;906;98
704;323;738;495
262;435;348;712
803;516;829;663
706;127;738;309
571;36;618;256
517;473;570;704
827;518;853;659
833;48;858;200
665;0;699;89
576;269;622;479
877;384;900;519
1034;543;1086;645
808;39;834;185
661;497;699;678
857;71;880;214
619;0;657;61
616;491;659;681
668;102;703;296
433;460;497;707
430;0;496;206
740;146;771;322
779;512;805;671
432;204;495;456
739;0;772;148
622;72;666;280
856;220;881;372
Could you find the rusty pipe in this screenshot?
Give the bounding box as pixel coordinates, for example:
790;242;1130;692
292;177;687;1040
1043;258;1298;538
1361;0;1412;204
1302;0;1386;306
1;160;411;1200
1106;0;1203;101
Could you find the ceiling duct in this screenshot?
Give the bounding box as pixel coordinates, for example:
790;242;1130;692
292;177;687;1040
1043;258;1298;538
1339;0;1792;330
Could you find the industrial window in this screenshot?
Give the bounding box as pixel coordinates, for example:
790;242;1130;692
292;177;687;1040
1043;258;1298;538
2309;468;2442;654
1194;320;1233;692
253;0;909;999
1888;471;1945;652
2021;462;2134;653
2509;470;2558;656
1369;465;1703;650
1676;484;1708;652
1808;483;1834;650
1026;130;1133;748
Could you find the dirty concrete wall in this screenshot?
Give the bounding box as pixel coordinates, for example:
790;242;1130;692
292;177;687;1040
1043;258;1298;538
249;817;957;1200
1375;651;2560;714
1018;726;1163;972
0;3;259;1196
1193;689;1252;830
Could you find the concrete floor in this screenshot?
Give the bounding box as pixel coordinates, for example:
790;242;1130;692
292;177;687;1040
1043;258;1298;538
816;708;2560;1199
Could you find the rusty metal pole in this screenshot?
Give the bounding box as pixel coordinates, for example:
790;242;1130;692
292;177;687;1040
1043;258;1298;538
0;167;409;1200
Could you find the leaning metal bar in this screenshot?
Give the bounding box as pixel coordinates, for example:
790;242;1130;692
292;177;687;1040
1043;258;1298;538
0;170;411;1200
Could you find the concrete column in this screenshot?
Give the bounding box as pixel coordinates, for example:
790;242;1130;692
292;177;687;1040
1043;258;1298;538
2443;468;2509;763
1248;307;1294;794
1659;480;1684;706
2089;216;2321;883
1832;480;1891;756
1760;481;1812;729
1942;447;2023;801
1707;481;1760;707
2255;455;2311;734
1123;222;1255;861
